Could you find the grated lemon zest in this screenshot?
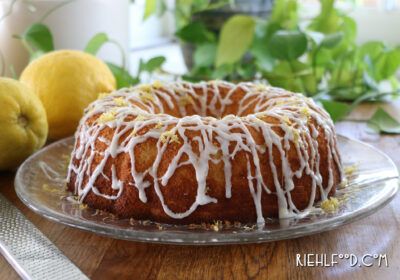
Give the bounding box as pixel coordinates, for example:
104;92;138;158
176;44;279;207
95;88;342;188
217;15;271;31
98;92;111;99
134;114;146;121
301;106;310;119
291;128;300;148
344;164;358;175
140;91;155;103
179;93;194;106
321;197;340;212
114;97;128;106
97;110;117;124
153;80;164;88
160;130;180;144
154;121;163;129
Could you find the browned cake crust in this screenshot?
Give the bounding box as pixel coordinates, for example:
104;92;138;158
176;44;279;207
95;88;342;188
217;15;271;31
67;81;342;224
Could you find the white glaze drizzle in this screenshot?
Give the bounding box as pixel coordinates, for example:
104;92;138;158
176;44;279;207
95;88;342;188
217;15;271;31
67;81;343;223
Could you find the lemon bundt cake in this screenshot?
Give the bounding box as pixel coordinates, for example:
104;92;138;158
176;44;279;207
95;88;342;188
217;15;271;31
67;81;343;224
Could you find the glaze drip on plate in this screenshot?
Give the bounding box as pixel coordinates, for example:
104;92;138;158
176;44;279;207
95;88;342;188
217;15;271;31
67;81;343;224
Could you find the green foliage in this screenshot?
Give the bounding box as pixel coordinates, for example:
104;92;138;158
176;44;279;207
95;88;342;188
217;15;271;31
13;23;54;60
15;24;165;89
84;33;109;55
320;100;350;122
367;107;400;134
167;0;400;130
267;30;307;60
176;22;215;44
215;15;255;67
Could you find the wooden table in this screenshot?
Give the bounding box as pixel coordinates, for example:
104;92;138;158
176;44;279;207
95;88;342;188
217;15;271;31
1;103;400;280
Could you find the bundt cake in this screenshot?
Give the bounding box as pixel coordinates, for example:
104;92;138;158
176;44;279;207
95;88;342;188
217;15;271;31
67;81;343;224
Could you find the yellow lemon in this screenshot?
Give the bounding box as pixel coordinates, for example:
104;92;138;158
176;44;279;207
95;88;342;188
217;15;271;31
0;77;48;170
20;50;116;139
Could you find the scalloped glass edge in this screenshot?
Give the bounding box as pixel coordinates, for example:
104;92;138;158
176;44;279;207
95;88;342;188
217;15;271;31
14;135;399;245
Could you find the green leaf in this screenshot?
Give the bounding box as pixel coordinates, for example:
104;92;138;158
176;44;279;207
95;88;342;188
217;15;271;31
251;21;277;72
320;100;350;122
84;33;109;55
211;64;233;79
215;15;255;67
193;43;217;68
375;50;400;81
106;62;139;89
359;41;385;61
267;30;308;61
267;61;317;94
314;48;332;66
367;107;400;134
192;0;211;11
269;0;298;30
362;70;379;90
321;32;343;48
139;56;166;73
22;23;54;52
306;31;325;45
143;0;156;20
175;22;215;44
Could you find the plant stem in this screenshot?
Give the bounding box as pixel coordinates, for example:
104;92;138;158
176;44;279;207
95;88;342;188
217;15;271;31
109;39;127;74
21;38;35;56
0;49;5;76
39;0;75;23
288;60;306;94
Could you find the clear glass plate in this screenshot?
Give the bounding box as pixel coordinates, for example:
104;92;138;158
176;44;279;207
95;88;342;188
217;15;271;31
14;136;399;245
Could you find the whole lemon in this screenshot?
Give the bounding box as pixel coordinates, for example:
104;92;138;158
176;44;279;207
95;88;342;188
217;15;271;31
20;50;116;139
0;77;48;170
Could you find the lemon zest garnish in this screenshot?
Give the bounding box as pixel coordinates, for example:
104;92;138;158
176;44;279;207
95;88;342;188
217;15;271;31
259;144;266;153
321;197;340;212
140;91;155;103
301;106;311;119
139;84;151;92
160;130;180;144
344;164;358;175
153;80;164;89
134;114;146;121
154;121;163;129
61;154;70;161
114;97;128;106
179;93;194;106
97;110;117;124
79;204;88;210
283;115;290;124
41;184;59;193
98;92;111;99
291;127;300;148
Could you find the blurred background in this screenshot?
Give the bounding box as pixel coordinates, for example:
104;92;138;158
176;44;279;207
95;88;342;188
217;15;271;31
1;0;400;78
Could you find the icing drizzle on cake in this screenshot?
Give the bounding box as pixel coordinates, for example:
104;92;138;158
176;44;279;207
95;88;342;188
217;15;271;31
67;81;343;224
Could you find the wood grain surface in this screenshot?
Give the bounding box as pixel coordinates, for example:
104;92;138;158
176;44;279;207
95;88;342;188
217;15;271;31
1;103;399;280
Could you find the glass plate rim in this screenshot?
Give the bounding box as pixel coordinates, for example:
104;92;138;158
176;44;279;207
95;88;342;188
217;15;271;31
14;135;400;245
